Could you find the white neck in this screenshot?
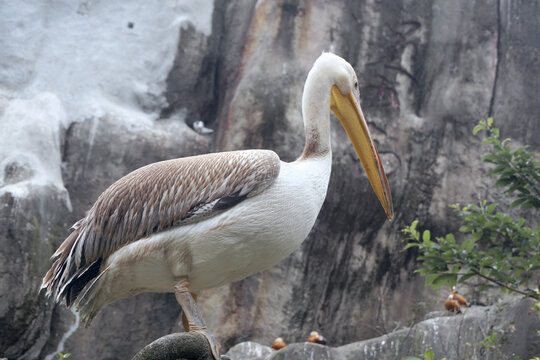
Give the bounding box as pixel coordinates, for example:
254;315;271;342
300;59;333;159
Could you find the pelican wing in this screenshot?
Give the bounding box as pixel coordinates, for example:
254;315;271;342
42;150;280;305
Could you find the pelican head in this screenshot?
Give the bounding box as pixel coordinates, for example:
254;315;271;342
304;52;394;220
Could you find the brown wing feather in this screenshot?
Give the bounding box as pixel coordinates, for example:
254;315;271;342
42;149;280;305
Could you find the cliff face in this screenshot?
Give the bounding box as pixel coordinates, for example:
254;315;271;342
0;0;538;359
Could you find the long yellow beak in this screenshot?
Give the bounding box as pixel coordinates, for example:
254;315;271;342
330;85;394;220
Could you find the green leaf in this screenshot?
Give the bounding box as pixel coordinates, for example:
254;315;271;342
482;138;499;145
487;117;493;127
411;220;418;232
471;231;483;241
425;273;439;285
416;268;429;276
424;349;435;360
473;125;484;135
486;203;497;214
458;272;475;283
495;178;513;187
431;274;457;290
484;221;498;229
404;243;419;250
461;239;475;252
479;284;494;292
402;357;422;360
502;137;512;146
521;200;535;210
482;154;498;163
510;198;528;209
423;230;431;242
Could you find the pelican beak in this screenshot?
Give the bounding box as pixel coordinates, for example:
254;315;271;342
330;85;394;220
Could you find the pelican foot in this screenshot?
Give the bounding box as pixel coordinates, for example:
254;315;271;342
191;328;229;360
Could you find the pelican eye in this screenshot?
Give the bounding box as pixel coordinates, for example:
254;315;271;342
354;81;358;89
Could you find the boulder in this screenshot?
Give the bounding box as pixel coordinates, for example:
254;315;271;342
225;341;275;360
132;333;214;360
225;298;540;360
335;298;540;360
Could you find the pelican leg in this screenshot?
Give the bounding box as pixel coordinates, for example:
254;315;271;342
181;292;198;332
174;279;222;360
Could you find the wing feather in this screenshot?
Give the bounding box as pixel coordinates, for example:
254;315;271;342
42;149;280;305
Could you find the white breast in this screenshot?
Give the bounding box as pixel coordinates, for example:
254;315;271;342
186;153;332;291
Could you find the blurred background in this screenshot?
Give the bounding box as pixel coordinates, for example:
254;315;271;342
0;0;538;359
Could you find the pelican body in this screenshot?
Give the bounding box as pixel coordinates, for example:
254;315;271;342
42;53;393;358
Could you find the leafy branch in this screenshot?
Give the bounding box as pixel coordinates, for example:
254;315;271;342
402;119;540;301
474;117;540;210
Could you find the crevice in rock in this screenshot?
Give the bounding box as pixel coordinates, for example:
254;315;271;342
273;0;300;58
488;0;501;117
61;122;75;164
160;0;228;127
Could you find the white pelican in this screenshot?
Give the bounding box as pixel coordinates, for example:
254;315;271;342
42;52;394;359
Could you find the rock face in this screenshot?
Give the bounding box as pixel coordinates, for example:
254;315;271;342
0;0;538;359
225;299;540;360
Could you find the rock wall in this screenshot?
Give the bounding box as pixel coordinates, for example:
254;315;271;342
0;0;538;359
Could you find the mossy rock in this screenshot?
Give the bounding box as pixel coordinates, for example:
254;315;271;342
132;332;214;360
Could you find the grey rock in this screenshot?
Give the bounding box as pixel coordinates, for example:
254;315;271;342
0;187;71;359
224;299;540;360
336;298;540;360
1;0;539;359
423;311;447;320
225;341;275;360
270;343;339;360
132;333;214;360
198;0;540;351
36;115;211;360
61;114;210;218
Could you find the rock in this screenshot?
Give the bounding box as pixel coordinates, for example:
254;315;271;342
61;114;210;218
335;298;540;360
270;342;339;360
197;0;540;351
131;333;214;360
0;188;71;359
1;0;539;359
223;298;540;360
423;311;447;320
225;341;275;360
36;115;210;360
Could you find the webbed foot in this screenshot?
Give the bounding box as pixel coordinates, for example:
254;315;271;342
191;327;225;359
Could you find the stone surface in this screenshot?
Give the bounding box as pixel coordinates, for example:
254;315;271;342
131;333;214;360
198;0;540;352
36;115;211;360
271;342;338;360
226;298;540;360
335;298;540;360
225;341;275;360
0;0;539;359
0;188;71;359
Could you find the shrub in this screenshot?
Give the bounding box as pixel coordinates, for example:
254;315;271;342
402;119;539;300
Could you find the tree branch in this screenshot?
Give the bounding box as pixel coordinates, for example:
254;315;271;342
470;269;530;297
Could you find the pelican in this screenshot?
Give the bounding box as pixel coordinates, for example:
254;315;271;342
42;52;394;359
